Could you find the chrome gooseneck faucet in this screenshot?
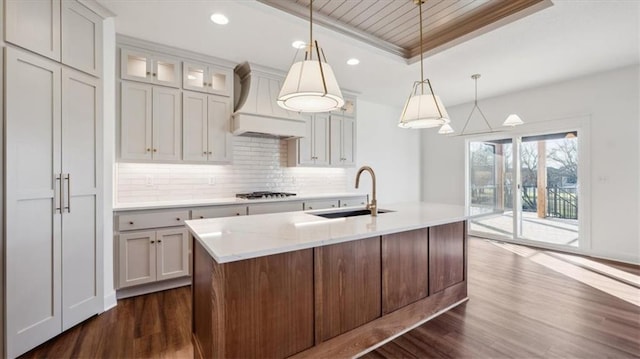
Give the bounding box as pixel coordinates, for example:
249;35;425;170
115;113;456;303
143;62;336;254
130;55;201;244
355;166;377;216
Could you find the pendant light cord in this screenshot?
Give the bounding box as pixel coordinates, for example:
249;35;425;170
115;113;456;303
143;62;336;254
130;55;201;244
419;0;424;94
309;0;313;60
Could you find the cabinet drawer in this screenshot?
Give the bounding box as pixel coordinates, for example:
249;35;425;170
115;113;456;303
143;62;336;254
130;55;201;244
117;210;189;231
304;199;339;211
339;196;368;208
192;205;247;219
247;201;304;215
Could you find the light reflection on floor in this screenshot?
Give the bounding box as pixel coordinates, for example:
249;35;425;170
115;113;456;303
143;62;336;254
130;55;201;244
489;240;640;307
471;211;579;247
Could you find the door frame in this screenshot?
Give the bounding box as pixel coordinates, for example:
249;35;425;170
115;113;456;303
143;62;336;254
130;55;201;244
465;115;591;255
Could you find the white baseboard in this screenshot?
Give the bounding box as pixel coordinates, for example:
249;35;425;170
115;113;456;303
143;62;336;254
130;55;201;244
103;291;117;312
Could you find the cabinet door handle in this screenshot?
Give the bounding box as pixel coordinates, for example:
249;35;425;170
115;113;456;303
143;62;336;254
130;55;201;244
152;73;157;77
64;174;71;213
146;148;151;152
153;149;157;152
157;239;162;243
203;151;207;155
200;216;204;219
54;174;62;214
308;206;313;210
208;151;212;155
150;240;155;244
146;71;151;76
331;204;336;207
129;221;134;225
176;217;181;221
235;213;240;216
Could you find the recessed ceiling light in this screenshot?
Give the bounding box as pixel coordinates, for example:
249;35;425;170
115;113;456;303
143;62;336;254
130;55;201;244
291;40;307;49
210;13;229;25
346;58;360;66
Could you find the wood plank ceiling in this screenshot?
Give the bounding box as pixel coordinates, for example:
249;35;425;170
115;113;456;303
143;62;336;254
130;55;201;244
258;0;553;61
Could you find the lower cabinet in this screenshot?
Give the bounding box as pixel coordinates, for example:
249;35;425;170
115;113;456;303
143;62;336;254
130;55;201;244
429;221;465;294
247;201;304;215
314;237;381;343
303;199;338;210
118;228;189;288
381;228;429;314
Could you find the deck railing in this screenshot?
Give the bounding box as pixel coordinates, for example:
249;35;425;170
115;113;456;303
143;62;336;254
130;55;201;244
471;185;577;220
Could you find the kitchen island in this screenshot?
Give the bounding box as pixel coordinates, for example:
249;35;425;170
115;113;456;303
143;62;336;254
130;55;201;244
186;202;469;359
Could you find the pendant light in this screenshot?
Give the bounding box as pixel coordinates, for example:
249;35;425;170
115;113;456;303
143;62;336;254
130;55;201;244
277;0;344;113
503;114;524;126
457;74;525;135
398;0;449;129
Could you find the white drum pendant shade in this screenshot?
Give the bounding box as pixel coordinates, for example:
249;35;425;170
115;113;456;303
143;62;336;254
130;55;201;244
277;60;344;113
398;93;449;129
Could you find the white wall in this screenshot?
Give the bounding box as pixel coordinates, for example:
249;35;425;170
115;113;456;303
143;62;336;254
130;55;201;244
422;65;640;264
356;100;422;204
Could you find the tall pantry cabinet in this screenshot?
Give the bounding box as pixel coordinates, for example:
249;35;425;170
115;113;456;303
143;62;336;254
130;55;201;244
3;1;108;357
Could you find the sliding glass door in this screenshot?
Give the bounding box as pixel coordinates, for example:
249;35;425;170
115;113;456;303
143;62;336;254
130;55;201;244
468;131;580;249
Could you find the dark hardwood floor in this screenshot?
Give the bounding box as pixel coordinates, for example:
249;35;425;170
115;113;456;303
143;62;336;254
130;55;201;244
20;238;640;358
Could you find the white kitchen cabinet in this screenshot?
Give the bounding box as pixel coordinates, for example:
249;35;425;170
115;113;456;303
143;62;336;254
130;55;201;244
120;82;182;161
289;114;330;166
119;231;157;288
5;48;103;358
183;61;233;97
5;0;103;75
183;91;232;163
5;0;61;61
62;0;103;76
304;199;339;210
192;205;247;219
339;196;368;208
330;116;356;167
156;228;190;281
118;228;189;288
247;201;304;215
121;48;181;88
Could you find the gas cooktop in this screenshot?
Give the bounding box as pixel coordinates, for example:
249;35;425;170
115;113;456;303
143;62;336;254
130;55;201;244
236;191;297;200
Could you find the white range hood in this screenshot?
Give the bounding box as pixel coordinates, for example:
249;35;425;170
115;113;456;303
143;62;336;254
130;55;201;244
233;62;306;139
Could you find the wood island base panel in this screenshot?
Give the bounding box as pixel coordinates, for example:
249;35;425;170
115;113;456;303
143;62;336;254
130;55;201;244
191;217;468;359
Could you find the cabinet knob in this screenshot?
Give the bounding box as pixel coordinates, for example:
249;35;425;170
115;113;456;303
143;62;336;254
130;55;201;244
331;204;335;207
176;217;181;221
152;73;157;77
235;213;240;216
200;216;204;219
203;151;207;155
208;151;212;155
308;206;313;210
146;148;151;152
158;239;162;243
146;71;150;76
129;221;134;225
150;240;155;244
153;149;157;152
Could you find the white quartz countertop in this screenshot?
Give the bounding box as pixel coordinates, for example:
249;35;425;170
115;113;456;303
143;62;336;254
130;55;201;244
186;202;471;264
113;192;367;211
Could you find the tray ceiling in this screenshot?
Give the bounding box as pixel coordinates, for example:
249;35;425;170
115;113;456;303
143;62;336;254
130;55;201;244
258;0;553;61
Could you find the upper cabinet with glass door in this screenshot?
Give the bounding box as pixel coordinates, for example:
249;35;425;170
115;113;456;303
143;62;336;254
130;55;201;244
183;61;232;97
120;48;181;88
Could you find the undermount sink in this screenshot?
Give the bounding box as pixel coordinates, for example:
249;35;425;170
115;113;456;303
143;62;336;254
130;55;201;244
312;208;392;219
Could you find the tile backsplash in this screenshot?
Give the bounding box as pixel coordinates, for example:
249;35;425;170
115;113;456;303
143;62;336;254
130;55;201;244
116;136;352;204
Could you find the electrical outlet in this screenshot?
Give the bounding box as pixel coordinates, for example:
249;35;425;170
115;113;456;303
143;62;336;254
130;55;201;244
145;175;153;186
208;176;216;185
